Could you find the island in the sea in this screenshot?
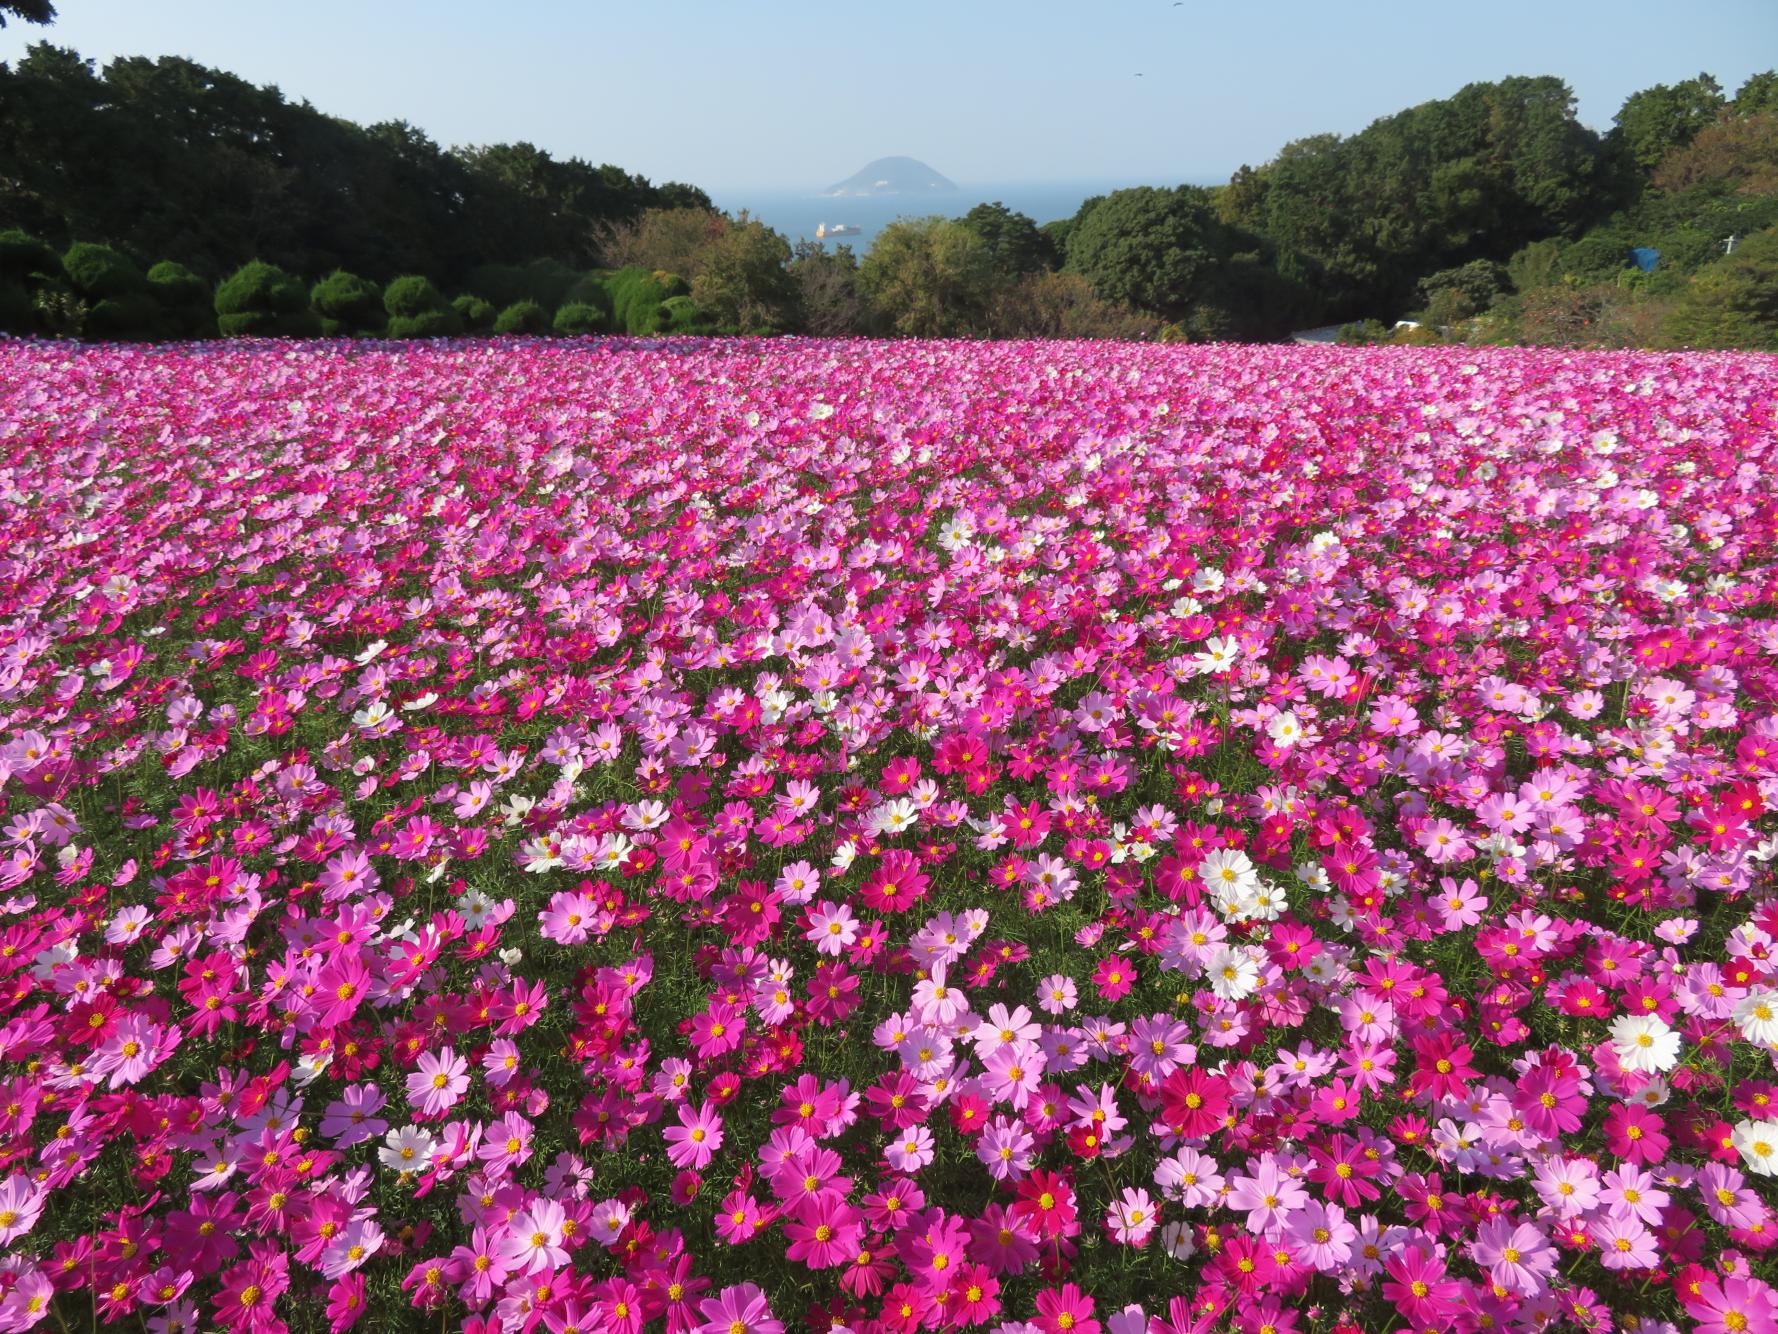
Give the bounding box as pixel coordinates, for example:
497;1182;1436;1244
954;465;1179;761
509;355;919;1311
822;156;959;197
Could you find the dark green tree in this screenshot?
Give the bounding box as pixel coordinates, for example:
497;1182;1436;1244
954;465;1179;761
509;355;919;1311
0;1;54;27
1610;75;1726;173
959;202;1056;277
1063;186;1229;320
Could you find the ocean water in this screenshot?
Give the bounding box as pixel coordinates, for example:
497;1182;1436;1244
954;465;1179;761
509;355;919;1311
705;179;1211;252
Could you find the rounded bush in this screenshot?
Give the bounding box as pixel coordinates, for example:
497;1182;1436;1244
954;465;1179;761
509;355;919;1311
383;274;450;320
311;270;384;334
147;261;214;339
661;294;713;334
452;294;496;332
62;242;144;300
385;309;463;339
493;300;550;335
551;302;608;335
0;229;60;284
215;261;318;337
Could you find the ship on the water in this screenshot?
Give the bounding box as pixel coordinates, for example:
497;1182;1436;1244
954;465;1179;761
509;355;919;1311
815;223;862;239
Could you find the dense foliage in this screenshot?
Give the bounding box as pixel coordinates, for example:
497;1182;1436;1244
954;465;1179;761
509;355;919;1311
1;41;1775;347
1;337;1777;1334
0;44;709;284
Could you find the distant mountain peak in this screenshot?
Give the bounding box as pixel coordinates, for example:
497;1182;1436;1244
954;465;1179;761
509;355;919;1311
823;156;957;197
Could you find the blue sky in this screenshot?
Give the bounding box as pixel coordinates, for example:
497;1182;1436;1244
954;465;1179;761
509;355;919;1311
4;0;1774;189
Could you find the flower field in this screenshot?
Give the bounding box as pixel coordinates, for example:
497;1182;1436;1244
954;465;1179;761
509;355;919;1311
2;335;1778;1334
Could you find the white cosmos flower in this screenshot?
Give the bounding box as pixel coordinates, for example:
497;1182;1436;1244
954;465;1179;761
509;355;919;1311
1732;1120;1778;1177
1267;711;1303;748
1735;990;1778;1047
1608;1014;1681;1074
1205;945;1259;1001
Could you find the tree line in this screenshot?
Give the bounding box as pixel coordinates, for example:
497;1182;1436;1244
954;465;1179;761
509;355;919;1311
1;41;1774;348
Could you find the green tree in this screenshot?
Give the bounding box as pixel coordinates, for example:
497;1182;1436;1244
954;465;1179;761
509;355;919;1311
1063;186;1228;320
597;207;727;275
1506;238;1564;292
857;217;998;337
1735;71;1778;117
0;1;55;27
1610;75;1726;173
690;213;797;333
959;202;1055;277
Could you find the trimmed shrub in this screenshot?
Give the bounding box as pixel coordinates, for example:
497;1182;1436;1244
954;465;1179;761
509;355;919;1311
62;242;145;300
386;310;463;338
311;270;383;335
452;294;496;332
383;275;461;338
562;275;615;321
383;275;448;319
607;267;686;334
661;295;714;334
493;300;550;335
147;261;214;338
216;261;320;337
0;229;60;285
551;302;608;335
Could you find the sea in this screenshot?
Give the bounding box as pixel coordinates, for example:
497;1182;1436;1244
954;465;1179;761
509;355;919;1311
705;179;1216;252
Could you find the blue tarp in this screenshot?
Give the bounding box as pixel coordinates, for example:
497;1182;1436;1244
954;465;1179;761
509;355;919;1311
1630;247;1660;273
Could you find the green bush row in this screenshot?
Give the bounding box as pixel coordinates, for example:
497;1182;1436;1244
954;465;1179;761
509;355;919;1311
0;232;708;342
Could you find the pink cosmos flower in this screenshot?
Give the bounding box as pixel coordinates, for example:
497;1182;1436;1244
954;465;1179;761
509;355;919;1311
663;1101;725;1171
406;1046;469;1117
695;1282;782;1334
1105;1187;1159;1246
0;1174;44;1246
497;1199;569;1275
1468;1216;1555;1296
782;1195;861;1270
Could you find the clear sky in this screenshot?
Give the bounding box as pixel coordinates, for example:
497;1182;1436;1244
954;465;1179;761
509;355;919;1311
4;0;1775;190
